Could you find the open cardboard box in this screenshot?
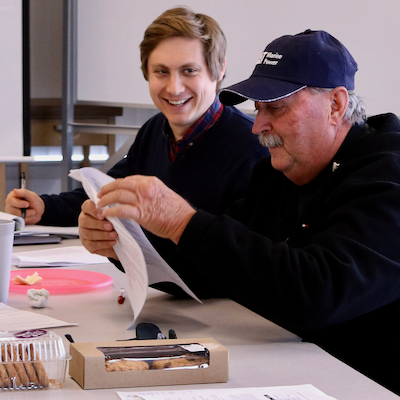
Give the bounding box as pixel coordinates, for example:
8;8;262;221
69;337;228;390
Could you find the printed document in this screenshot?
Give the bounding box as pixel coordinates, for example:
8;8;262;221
69;167;200;328
117;384;337;400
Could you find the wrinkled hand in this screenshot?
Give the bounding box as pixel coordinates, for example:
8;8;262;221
5;188;45;225
78;199;119;259
97;175;196;244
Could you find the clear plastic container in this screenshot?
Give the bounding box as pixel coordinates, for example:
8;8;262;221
0;329;71;390
98;343;210;371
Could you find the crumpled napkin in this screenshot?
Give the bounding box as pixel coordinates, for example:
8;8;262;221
27;288;50;308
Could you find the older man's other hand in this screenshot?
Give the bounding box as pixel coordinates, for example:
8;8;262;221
78;199;119;259
97;175;196;244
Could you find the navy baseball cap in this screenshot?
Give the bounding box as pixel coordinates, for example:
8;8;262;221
219;29;358;106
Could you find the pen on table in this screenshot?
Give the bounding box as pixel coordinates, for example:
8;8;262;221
20;172;27;219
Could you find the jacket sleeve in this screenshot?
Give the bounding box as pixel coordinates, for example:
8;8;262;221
39;187;88;226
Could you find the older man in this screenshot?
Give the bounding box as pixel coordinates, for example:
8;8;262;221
90;30;400;393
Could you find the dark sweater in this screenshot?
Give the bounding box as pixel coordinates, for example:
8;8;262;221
40;106;269;297
178;113;400;394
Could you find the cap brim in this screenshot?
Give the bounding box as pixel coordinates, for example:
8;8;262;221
219;76;306;106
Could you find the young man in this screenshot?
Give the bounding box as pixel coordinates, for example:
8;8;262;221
6;7;268;298
89;30;400;394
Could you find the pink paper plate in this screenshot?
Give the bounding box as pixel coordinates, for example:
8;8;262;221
9;269;113;294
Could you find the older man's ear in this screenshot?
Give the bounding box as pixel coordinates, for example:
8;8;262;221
329;86;350;125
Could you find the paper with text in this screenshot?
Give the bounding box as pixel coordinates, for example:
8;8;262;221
117;384;337;400
69;167;199;328
0;303;77;330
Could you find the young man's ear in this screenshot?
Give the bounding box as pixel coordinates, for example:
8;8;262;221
219;59;226;82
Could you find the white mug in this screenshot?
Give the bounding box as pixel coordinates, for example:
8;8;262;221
0;219;15;302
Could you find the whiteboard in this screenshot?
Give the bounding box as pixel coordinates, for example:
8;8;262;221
77;0;400;116
0;0;23;157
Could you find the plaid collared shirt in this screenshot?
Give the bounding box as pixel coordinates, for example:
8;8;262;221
166;97;224;162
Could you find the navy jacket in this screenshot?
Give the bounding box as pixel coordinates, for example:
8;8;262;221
178;114;400;393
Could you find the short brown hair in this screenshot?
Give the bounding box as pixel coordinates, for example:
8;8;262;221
140;7;226;87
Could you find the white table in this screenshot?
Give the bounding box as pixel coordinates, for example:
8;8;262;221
5;240;399;399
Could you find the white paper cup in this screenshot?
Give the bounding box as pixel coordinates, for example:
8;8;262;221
0;219;15;303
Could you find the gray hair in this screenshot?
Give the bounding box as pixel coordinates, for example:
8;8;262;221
306;87;366;125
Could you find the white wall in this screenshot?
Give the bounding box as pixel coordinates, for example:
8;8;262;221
30;1;400;116
75;0;400;116
0;0;23;157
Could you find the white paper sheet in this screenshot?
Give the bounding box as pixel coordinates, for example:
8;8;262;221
16;225;79;237
69;167;200;328
0;303;77;330
12;245;110;267
117;384;337;400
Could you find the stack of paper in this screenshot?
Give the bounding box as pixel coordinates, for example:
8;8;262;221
0;210;79;237
0;211;80;245
12;246;110;268
17;225;79;238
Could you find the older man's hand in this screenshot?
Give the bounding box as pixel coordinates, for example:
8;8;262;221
97;175;196;244
78;199;119;259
